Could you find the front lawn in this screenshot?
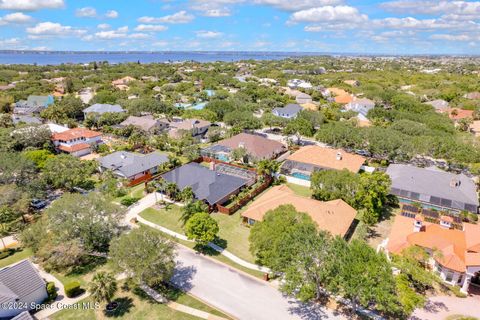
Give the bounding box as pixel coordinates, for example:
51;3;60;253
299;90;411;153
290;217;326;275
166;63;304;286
286;183;313;197
51;280;230;320
114;184;146;203
0;247;33;268
139;205;184;235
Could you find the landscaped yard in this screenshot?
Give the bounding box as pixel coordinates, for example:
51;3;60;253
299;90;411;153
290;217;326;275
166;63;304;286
114;184;146;203
0;247;32;268
286;183;313;197
51;280;231;320
139;205;184;235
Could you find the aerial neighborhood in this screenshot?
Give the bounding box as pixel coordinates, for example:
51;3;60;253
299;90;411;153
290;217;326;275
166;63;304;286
2;55;480;320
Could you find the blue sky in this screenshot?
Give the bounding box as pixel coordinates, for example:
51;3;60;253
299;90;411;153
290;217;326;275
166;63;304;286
0;0;479;54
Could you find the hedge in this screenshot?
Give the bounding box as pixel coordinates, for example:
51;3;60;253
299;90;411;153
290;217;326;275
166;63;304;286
46;281;57;301
0;249;14;260
64;281;82;298
120;196;141;206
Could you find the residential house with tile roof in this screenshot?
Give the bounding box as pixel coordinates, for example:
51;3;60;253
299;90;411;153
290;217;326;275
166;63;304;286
167;118;211;139
241;185;356;238
0;260;48;319
385;214;480;293
52;127;103;157
119;115;169;133
201;133;287;163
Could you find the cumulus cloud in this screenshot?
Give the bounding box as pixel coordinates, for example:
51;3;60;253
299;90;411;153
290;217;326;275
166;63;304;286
0;37;23;48
195;30;223;38
97;23;110;30
75;7;97;18
105;10;118;19
138;11;194;24
255;0;344;11
26;22;86;38
134;24;168;32
92;26;149;40
430;34;478;41
0;0;64;11
0;12;33;24
288;5;367;24
381;0;480;17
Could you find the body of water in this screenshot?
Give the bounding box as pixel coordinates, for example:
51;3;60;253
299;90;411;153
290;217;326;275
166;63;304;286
0;51;324;65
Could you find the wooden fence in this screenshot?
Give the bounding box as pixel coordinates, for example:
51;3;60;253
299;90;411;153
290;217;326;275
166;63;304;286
217;177;272;215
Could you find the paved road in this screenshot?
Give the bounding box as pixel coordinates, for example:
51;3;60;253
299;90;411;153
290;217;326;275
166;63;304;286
410;294;480;320
171;246;345;320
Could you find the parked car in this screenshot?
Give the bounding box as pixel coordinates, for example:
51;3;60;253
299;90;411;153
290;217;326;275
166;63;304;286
30;199;47;210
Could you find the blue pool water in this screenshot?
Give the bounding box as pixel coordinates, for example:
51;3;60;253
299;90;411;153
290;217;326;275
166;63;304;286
291;172;311;181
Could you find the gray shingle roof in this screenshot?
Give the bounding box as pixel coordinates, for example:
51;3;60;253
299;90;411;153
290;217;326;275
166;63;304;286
161;163;249;205
11;311;34;320
386;164;479;212
0;260;46;305
272;104;302;118
83;104;125;114
99;151;169;178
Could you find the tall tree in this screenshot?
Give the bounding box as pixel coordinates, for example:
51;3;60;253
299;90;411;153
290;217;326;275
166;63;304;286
180;200;209;226
185;212;219;246
42;154;96;191
89;272;117;305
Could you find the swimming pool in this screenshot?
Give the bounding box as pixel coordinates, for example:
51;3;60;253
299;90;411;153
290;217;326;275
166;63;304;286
291;172;311;181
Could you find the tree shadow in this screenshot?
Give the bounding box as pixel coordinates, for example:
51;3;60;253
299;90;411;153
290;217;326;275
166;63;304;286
103;297;134;318
170;261;197;292
288;299;340;320
212;237;227;249
422;300;448;313
194;244;221;256
67;256;107;278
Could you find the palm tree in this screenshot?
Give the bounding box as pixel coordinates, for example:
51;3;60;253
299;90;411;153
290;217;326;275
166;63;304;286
165;182;179;199
257;159;280;179
0;223;10;250
89;272;117;305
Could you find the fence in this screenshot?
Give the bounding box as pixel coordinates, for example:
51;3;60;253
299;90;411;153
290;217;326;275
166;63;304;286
217;177;272;215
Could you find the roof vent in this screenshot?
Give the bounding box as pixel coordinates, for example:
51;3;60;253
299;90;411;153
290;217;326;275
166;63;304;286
120;153;127;159
336;152;342;161
450;178;461;188
440;215;453;229
413;215;423;232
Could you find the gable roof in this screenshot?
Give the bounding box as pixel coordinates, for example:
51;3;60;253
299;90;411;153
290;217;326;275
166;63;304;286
99;151;169;178
0;260;46;305
286;145;365;173
272;104;302;117
161;163;249;205
214;133;286;159
386;164;479;210
52;127;101;141
242;185;356;237
425;99;449;110
120;115;161;131
83;104;125;114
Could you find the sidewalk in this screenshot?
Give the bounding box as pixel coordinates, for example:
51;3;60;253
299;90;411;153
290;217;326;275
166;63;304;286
0;235;18;249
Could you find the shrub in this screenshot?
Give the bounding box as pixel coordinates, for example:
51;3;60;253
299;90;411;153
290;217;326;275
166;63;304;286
468;213;478;223
120;196;140;206
46;281;57;301
0;249;14;260
64;281;82;298
115;188;127;198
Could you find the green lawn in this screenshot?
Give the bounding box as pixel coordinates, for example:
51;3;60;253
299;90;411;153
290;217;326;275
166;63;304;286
139;205;184;234
115;184;146;203
0;247;33;268
51;280;231;320
286;183;313;197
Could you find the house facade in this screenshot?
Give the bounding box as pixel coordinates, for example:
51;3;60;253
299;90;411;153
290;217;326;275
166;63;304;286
0;260;48;319
14;95;54;115
384;211;480;293
386;164;479;214
52;127;103;157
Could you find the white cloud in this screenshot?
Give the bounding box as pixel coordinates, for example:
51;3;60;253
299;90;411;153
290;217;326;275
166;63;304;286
203;8;232;17
430;34;478;41
152;40;169;47
0;12;33;24
75;7;97;18
31;45;49;50
253;40;271;47
288;5;367;24
195;30;223;38
0;0;64;11
381;0;480;18
94;30;127;39
105;10;118;19
93;26;148;40
97;23;110;30
134;24;168;32
117;26;129;33
255;0;344;11
0;38;23;48
26;22;86;38
138;10;194;24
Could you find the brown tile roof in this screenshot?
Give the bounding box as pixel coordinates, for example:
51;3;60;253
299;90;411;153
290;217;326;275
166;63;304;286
327;87;349;96
52;128;101;141
217;133;286;160
387;215;480;272
447;108;474;120
335;95;354;104
241;185;356;237
58;143;91;153
286;145;366;173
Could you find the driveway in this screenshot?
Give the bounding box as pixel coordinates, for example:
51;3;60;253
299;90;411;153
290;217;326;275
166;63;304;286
171;245;345;320
411;294;480;320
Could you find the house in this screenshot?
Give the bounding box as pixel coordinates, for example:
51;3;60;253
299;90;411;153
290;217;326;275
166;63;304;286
425;99;449;111
99;151;169;180
281;146;366;185
11;115;42;125
167;118;211;139
119;115;169;133
14;95;54;115
287;79;312;89
295;93;313;104
464;92;480;100
272;104;302;119
83;104;125;119
386;164;479;213
161;162;250;207
77;88;94;104
201;133;287;163
52;127;103;157
334;94;354;105
384;212;480;293
445;108;474;121
345;97;375;117
112;76;135;89
0;260;48;319
241;185;356;237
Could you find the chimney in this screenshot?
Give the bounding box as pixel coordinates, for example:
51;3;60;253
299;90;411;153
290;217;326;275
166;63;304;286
238;142;245;149
336;152;342;161
120;153;126;160
450;178;460;188
413;215;423;232
440;215;453;229
209;161;216;171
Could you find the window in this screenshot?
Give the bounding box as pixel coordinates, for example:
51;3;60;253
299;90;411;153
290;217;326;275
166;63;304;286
445;271;454;282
